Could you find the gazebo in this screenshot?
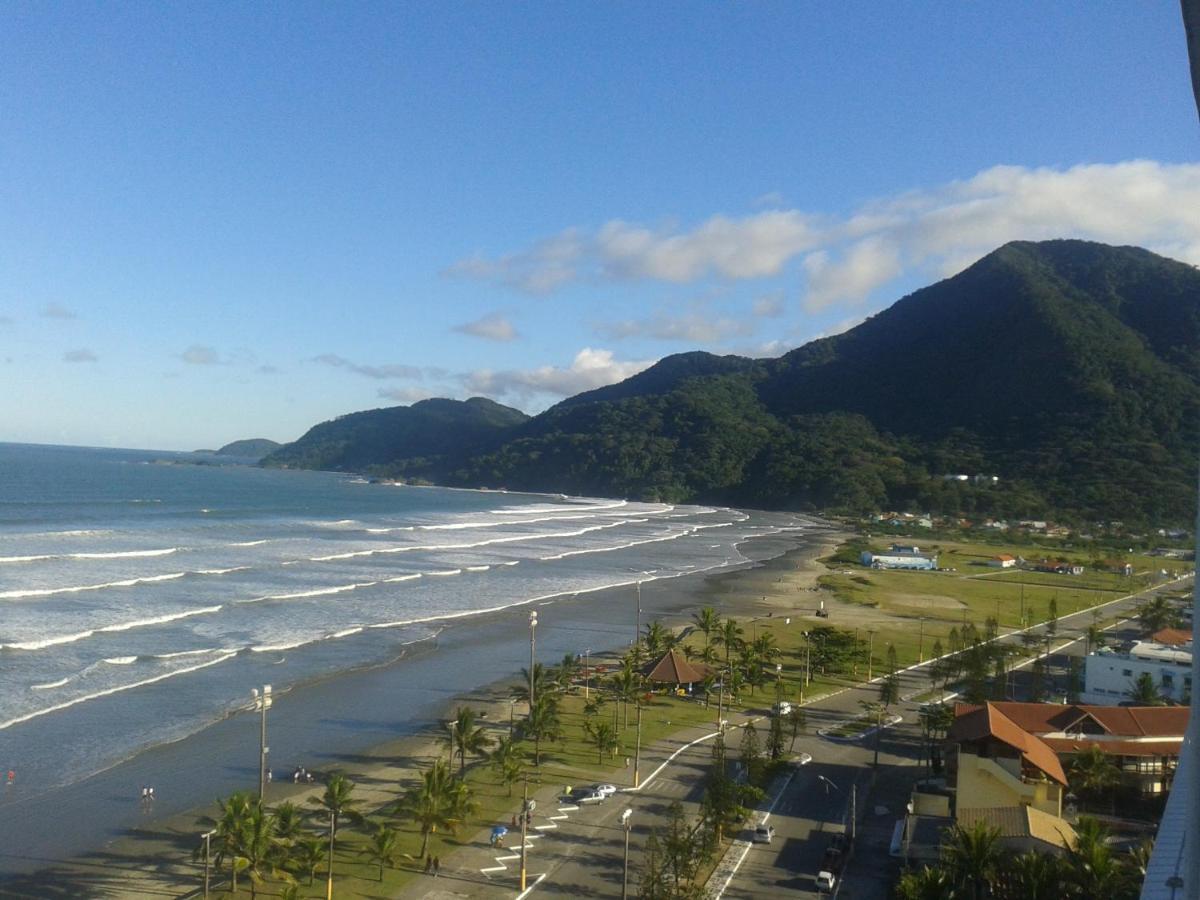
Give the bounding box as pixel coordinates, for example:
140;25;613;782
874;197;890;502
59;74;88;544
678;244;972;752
641;648;712;689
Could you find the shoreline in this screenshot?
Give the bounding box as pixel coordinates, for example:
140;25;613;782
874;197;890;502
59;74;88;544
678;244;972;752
0;521;845;896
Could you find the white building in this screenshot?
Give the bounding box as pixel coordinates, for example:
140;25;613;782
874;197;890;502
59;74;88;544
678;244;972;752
1082;639;1193;705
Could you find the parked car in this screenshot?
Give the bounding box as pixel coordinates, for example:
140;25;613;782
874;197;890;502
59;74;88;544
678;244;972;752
772;701;792;716
752;823;775;844
568;788;606;804
591;783;618;798
816;870;837;892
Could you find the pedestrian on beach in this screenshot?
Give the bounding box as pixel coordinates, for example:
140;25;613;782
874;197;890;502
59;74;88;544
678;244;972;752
433;856;440;877
424;855;432;875
511;813;517;829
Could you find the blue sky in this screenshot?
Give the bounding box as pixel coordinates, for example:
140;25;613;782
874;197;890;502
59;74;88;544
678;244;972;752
2;2;1198;450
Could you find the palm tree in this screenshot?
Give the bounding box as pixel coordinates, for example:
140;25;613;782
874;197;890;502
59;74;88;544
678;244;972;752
693;607;721;658
584;720;620;764
489;735;526;797
1069;746;1121;813
940;820;1002;900
443;706;492;776
520;695;562;765
1002;849;1062;900
515;663;554;707
288;835;325;886
396;758;476;858
787;705;806;750
317;773;360;895
208;791;255;894
1065;816;1135;898
610;662;640;727
1129;671;1166;706
272;800;302;847
1137;595;1179;634
715;619;744;670
895;865;958;900
643;620;669;656
364;821;401;881
555;653;580;691
240;804;284;900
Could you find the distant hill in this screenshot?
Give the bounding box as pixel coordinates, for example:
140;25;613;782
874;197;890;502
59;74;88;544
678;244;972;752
216;438;282;459
262;397;529;474
267;241;1200;524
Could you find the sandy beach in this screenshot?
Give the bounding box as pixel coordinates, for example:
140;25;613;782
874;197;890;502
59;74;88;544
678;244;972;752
0;522;845;897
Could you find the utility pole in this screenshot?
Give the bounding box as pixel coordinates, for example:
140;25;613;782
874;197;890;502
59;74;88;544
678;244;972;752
633;701;643;788
620;808;633;900
519;775;530;891
917;618;925;663
252;685;272;800
326;809;335;900
635;580;642;649
584;647;590;700
201;829;214;899
867;631;875;682
849;783;857;842
529;611;538;713
804;632;811;686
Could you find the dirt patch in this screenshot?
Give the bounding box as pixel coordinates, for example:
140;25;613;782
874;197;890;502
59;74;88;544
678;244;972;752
885;592;967;611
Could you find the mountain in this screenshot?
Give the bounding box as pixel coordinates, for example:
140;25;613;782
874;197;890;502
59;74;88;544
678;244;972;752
216;438;281;459
266;241;1200;524
262;397;529;474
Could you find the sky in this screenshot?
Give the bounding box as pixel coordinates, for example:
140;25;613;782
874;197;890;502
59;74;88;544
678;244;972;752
2;2;1198;451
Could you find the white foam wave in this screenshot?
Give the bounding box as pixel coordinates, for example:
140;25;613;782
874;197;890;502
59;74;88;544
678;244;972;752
257;583;372;602
152;648;223;659
331;626;364;638
539;529;690;561
465;565;490;572
70;548;179;560
197;566;248;575
0;652;238;731
30;678;71;690
0;554;54;563
384;573;422;583
0;571;188;600
102;656;137;665
1;605;223;651
415;513;596;531
425;568;461;576
251;640;309;652
232;539;271;547
492;499;628;515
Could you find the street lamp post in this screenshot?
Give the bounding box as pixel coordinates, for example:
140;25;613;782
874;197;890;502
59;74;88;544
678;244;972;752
620;808;633;900
583;647;591;700
918;618;925;663
867;631;876;681
633;701;643;788
529;611;538;712
201;829;215;899
519;775;531;891
251;684;272;800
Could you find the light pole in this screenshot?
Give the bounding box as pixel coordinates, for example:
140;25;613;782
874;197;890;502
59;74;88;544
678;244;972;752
635;580;642;649
201;828;215;899
620;808;633;900
510;698;516;738
633;701;643;787
251;684;272;800
528;611;538;712
804;631;812;686
583;647;591;700
326;808;335;900
918;617;925;663
867;631;876;681
519;775;531;891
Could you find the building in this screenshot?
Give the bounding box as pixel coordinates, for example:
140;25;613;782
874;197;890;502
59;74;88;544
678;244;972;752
988;554;1017;568
1083;638;1192;705
860;545;938;570
953;701;1187;797
1034;558;1085;575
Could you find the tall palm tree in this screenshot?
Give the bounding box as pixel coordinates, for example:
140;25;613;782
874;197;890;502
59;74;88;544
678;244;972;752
895;865;958;900
1129;672;1166;706
1069;746;1121;813
317;773;360;896
643;620;669;656
515;662;554;707
489;735;526;797
693;607;721;657
288;835;325;886
715;619;744;671
208;791;255;894
1065;816;1135;898
240;804;284;900
520;695;562;766
364;821;401;881
272;800;302;847
1137;595;1180;634
1002;849;1062;900
443;706;492;777
610;662;640;728
555;653;580;691
396;758;476;857
941;820;1002;900
583;720;620;764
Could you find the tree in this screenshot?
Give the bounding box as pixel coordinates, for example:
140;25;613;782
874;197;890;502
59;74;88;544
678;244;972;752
643;620;670;656
584;719;620;764
364;821;400;881
555;653;580;691
207;791;255;894
239;803;284;900
1000;850;1062;900
1129;671;1166;705
879;673;900;707
396;758;476;858
767;710;786;760
610;662;641;727
739;721;764;783
895;865;958;900
693;607;721;659
1047;595;1059;639
941;820;1002;900
639;830;669;899
1069;746;1121;813
317;773;360;896
1028;657;1046;703
273;801;302;847
715;619;745;670
1066;657;1083;703
288;835;324;886
443;706;492;777
861;699;886;768
1137;595;1180;635
787;705;806;750
918;703;954;776
1065;816;1136;899
514;663;554;707
520;695;562;766
489;735;526;797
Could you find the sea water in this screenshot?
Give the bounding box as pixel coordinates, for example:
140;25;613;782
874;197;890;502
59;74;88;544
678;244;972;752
0;442;810;792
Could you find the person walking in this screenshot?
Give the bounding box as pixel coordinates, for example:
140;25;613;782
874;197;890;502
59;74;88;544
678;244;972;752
433;856;441;877
424;855;432;875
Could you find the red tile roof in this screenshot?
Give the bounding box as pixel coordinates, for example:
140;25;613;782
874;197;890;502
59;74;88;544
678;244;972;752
641;649;708;684
989;702;1188;738
1151;628;1192;647
950;703;1068;786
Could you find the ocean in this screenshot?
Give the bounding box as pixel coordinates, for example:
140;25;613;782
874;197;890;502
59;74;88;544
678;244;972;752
0;442;811;799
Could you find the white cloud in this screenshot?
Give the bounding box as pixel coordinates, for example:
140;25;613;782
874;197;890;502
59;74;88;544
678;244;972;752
378;386;440;403
312;353;425;380
41;303;77;320
752;191;787;208
445;160;1200;313
453;312;519;342
596;312;753;343
751;291;785;318
464;347;655;403
63;348;97;363
180;345;220;365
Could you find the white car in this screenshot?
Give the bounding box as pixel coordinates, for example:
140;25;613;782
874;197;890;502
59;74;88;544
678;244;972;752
591;783;618;798
569;788;606;804
816;871;837;892
752;824;775;844
793;752;813;766
772;701;793;716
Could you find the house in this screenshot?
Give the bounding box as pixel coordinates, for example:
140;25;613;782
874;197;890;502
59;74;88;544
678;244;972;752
1083;639;1192;706
987;554;1017;568
1151;628;1192;647
1102;558;1135;576
1034;559;1085;576
860;547;938;570
952;701;1188;796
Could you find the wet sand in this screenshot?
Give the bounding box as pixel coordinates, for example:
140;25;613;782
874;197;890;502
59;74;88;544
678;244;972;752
0;522;844;897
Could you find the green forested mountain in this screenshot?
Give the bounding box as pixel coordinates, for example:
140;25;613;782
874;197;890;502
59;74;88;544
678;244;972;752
216;438;281;459
265;240;1200;524
263;397;529;473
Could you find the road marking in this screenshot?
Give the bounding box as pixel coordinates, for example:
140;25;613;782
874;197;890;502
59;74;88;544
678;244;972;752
481;866;507;873
496;853;520;861
534;823;557;829
557;805;579;812
515;872;547;900
548;814;568;820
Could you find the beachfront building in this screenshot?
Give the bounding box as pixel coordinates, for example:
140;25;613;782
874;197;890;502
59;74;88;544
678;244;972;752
987;554;1017;568
1082;637;1193;705
860;544;938;570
